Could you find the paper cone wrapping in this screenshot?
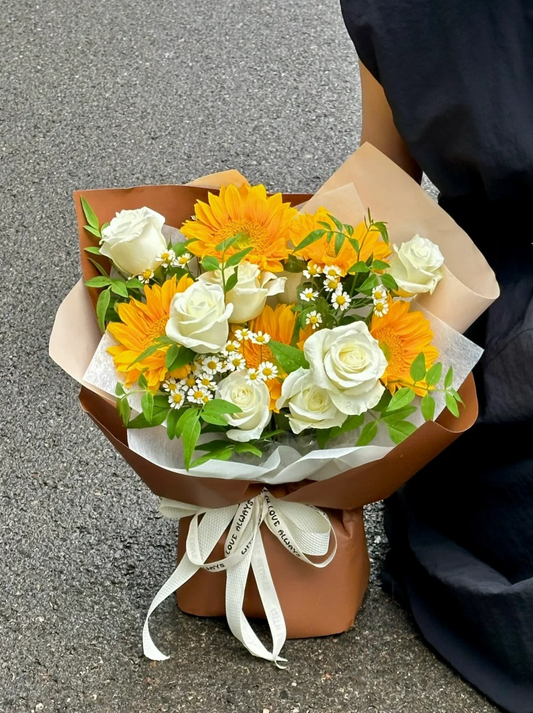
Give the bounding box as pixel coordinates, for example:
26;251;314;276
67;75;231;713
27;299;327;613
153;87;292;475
50;144;498;639
176;508;369;639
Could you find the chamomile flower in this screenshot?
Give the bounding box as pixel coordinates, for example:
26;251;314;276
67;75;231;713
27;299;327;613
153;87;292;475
157;248;176;268
162;377;179;392
251;330;271;345
246;368;262;383
331;289;351;311
227;354;246;371
372;285;389;304
188;386;212;404
180;374;197;390
176;251;192;267
202;355;223;374
168;390;186;409
305;310;323;330
301;287;318;302
222;340;242;356
373;300;389;318
196;375;217;391
323;275;342;292
258;361;278;381
192;359;205;374
303;262;322;279
138;269;154;284
235;327;253;342
322;264;343;279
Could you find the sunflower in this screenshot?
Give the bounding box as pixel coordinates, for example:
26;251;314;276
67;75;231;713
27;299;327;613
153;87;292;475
240;304;300;410
181;183;298;273
291;208;391;274
370;299;439;396
107;274;194;390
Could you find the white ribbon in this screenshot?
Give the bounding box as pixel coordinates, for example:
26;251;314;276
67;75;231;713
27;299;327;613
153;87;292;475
143;488;337;666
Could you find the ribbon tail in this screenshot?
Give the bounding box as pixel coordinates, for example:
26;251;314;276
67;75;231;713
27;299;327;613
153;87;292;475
251;528;288;668
142;555;199;661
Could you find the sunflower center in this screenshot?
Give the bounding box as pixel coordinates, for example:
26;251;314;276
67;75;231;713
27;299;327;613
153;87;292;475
215;220;270;253
374;327;406;371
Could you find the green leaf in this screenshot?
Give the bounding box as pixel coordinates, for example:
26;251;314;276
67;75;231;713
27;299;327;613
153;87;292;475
328;214;344;233
334;231;344;255
191;447;234;469
382;405;418;423
356;421;378;446
421;393;436;421
166;407;183;439
343;223;354;237
84;245;101;255
101;222;110;232
200;412;228;426
183;412;202;469
358;274;379;293
165;344;180;370
410;352;427;383
269;341;309;374
215;234;243;252
141;391;154;423
348;238;361;253
85;276;112;288
81;197;100;230
374;221;390;244
318;220;333;230
293;229;326;253
284;254;306;273
203;398;242;415
444;366;454;389
110;279;129;298
126;277;144;290
316;428;332;449
126;407;168;429
373;390;392;412
388;387;416;411
450;388;464;405
87;258;109;278
128;336;173;368
225;268;239;293
381;273;399;292
118;397;131;426
84;225;101;239
234;443;262;457
225;246;253;268
115;382;125;397
328;413;366;440
96;287;111;332
201;256;220;271
137;373;148;390
426;362;443;387
445;392;460;417
387;420;417;445
176;407;201;440
348;261;370;274
372;259;390;271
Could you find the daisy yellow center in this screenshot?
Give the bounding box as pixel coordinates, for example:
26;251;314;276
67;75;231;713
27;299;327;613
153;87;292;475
215;219;270;253
336;294;347;305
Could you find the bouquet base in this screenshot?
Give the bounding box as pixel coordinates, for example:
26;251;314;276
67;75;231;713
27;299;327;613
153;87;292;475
176;508;369;639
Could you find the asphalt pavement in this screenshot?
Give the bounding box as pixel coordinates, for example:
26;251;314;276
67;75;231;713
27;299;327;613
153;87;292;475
1;1;497;711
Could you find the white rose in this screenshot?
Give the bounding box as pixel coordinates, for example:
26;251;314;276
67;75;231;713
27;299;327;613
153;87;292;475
166;282;233;354
99;207;167;276
304;323;387;415
388;234;444;295
200;261;285;323
277;368;347;434
216;371;271;442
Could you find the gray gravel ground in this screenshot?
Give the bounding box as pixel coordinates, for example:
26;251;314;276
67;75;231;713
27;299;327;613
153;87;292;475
1;1;498;711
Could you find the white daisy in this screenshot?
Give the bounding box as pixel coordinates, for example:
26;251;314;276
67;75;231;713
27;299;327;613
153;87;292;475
157;248;176;268
301;287;318;302
258;361;278;380
251;331;271;345
162;377;178;392
202;355;223;374
373;300;389;318
372;285;389;305
303;262;323;279
322;265;343;279
331;290;351;311
179;374;197;390
222;340;242;356
246;368;263;383
196;375;217;391
323;275;342;293
188;386;212;405
227;354;246;371
168;391;185;409
137;269;154;284
176;251;192;267
305;310;323;330
235;328;253;342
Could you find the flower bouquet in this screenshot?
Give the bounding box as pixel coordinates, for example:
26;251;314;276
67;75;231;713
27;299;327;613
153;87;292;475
50;144;499;665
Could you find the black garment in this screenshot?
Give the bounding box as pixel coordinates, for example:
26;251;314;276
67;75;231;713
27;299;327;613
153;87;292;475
340;2;533;711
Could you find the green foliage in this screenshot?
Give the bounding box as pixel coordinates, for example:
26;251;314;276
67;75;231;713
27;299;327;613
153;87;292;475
269;341;309;374
380;273;399;292
96;287;111;332
165;344;195;372
355;421;378;447
225;246;253;268
410;352;427;383
292;229;326;253
201;256;220;271
421;393;436;421
386;419;417;445
81;197;100;235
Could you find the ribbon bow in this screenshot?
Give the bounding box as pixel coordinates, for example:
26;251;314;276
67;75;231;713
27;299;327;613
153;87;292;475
143;488;337;666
